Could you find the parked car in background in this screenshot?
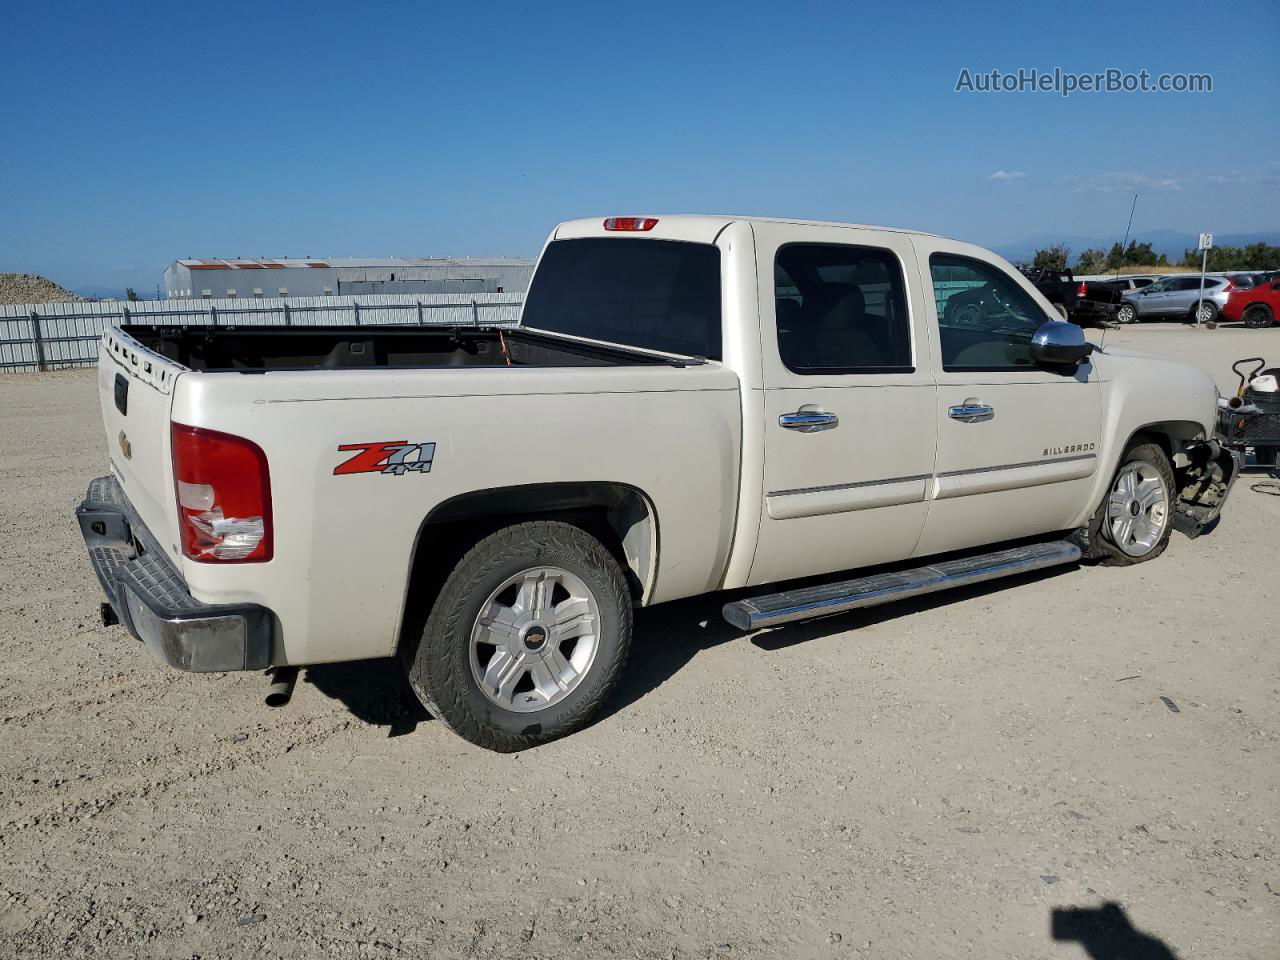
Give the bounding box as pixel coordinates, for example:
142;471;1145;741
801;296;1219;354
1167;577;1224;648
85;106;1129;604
1223;277;1280;328
1116;275;1233;324
1225;273;1263;290
1072;275;1159;325
1018;266;1078;319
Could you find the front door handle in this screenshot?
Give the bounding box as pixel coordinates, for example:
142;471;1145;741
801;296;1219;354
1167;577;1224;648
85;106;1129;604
779;410;839;432
948;403;994;423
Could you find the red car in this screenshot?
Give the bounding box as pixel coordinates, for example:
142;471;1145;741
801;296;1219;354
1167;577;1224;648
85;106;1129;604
1223;278;1280;328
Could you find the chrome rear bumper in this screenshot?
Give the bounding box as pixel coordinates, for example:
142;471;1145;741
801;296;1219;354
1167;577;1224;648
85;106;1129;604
76;476;273;672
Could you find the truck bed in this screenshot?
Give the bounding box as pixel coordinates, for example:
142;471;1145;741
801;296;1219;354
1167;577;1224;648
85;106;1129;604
119;324;678;372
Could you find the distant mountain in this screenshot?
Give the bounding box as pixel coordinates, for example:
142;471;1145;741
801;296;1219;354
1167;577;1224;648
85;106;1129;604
993;230;1280;264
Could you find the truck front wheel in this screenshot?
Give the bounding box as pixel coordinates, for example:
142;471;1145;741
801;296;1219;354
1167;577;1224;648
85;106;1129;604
404;521;632;751
1074;442;1175;566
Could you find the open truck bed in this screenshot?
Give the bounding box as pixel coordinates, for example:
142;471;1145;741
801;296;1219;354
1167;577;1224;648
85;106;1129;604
120;324;682;372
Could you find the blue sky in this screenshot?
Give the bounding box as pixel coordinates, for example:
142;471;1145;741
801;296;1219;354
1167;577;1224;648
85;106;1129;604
1;0;1277;293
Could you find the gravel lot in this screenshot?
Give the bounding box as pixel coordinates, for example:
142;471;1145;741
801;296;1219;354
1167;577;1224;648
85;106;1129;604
1;324;1277;959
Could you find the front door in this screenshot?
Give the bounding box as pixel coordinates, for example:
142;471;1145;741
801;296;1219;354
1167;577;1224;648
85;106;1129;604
912;239;1103;558
1136;279;1173;317
748;223;938;586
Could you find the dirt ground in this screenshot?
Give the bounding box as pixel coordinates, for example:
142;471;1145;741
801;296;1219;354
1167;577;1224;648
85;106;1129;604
1;324;1276;960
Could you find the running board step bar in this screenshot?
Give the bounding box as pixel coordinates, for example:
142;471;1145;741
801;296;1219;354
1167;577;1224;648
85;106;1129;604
722;541;1081;632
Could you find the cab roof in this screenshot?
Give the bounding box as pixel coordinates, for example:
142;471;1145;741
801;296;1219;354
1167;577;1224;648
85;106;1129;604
553;214;951;245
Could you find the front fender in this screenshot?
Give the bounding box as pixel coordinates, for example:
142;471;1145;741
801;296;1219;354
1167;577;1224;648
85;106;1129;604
1071;350;1219;528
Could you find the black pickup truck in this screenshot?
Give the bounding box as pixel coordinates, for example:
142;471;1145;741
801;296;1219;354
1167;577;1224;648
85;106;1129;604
1073;275;1160;325
1019;267;1079;319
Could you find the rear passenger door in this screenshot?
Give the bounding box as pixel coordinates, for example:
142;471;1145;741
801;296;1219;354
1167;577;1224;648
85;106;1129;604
748;223;938;586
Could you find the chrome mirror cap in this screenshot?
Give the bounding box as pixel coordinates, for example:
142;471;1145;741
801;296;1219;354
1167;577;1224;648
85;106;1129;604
1030;320;1094;365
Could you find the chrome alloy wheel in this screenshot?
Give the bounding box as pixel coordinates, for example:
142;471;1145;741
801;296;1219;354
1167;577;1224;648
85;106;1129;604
1106;461;1170;557
469;566;601;713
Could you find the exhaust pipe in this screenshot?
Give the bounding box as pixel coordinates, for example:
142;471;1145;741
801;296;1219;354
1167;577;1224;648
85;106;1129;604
264;666;299;708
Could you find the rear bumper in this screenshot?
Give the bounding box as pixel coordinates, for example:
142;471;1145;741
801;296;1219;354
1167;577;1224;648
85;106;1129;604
76;475;273;672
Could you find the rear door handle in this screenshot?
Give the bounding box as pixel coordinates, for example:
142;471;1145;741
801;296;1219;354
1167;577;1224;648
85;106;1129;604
948;403;994;423
779;410;839;432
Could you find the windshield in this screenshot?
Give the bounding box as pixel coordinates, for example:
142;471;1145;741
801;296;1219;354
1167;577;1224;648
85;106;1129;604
521;238;722;360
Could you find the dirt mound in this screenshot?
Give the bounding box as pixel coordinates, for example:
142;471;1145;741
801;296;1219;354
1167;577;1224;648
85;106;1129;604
0;273;85;304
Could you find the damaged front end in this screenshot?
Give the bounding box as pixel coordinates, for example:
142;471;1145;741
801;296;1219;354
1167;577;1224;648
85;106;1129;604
1172;439;1243;537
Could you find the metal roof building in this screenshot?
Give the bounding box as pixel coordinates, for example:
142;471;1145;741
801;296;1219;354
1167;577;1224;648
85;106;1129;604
164;257;535;300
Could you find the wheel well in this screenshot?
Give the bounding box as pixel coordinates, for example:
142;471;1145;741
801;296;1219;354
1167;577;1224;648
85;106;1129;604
396;483;657;652
1126;421;1206;466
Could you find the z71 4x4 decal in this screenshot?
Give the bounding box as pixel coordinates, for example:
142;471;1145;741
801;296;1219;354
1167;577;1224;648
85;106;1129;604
333;441;436;476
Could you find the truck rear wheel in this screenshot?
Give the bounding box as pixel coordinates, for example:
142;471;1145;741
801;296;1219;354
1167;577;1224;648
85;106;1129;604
1073;442;1174;566
404;520;632;751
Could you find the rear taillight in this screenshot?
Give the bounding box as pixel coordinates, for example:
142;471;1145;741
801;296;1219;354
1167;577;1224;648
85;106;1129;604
603;217;658;231
171;423;273;563
1077;281;1088;297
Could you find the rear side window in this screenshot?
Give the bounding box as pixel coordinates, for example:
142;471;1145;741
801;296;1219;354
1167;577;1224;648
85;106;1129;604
774;244;912;374
520;238;721;360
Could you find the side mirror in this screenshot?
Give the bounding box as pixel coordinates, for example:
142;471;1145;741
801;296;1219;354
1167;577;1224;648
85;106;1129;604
1031;320;1094;366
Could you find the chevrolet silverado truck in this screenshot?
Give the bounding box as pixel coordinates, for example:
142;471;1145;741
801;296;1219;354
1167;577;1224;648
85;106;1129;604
77;215;1241;751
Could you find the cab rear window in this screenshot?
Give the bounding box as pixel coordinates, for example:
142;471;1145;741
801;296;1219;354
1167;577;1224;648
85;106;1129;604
521;238;722;360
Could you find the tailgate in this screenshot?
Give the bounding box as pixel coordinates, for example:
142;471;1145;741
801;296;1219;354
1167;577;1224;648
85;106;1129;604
96;329;185;565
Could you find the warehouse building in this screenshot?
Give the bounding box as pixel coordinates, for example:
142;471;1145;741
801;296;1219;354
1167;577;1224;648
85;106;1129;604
163;257;535;299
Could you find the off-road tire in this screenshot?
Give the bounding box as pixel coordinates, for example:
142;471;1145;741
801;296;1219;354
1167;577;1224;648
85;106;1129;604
1072;442;1175;566
403;521;632;752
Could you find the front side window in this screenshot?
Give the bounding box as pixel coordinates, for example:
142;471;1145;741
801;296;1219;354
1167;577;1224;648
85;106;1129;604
774;244;912;374
930;253;1050;370
521;238;722;360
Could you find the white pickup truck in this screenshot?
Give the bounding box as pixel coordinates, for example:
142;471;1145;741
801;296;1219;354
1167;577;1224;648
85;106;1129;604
78;215;1240;750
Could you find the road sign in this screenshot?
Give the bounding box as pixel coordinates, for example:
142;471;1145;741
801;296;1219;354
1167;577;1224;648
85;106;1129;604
1199;233;1214;251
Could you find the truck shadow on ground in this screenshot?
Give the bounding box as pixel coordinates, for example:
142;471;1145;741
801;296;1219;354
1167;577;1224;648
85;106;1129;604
1051;902;1180;959
303;564;1081;738
304;657;430;737
598;564;1077;723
